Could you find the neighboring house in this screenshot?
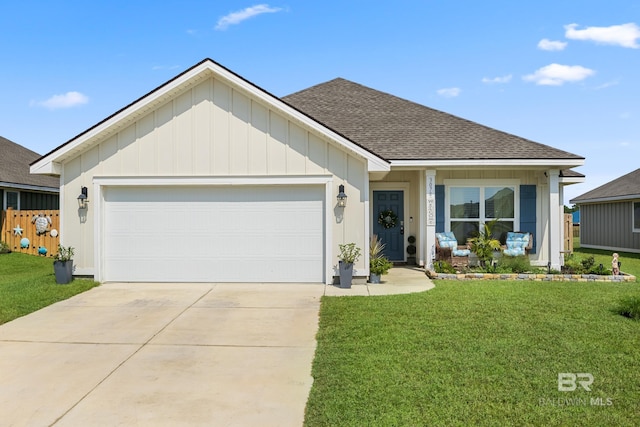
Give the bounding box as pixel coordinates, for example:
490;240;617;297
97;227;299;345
570;168;640;253
0;136;59;210
30;59;585;283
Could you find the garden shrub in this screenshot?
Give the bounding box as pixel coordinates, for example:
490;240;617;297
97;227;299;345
581;255;595;271
616;296;640;320
434;261;456;274
0;241;10;254
563;254;611;275
497;255;531;274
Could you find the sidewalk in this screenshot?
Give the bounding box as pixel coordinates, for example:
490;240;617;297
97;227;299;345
324;266;435;296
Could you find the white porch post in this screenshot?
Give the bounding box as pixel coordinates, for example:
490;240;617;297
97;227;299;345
425;170;437;270
548;169;561;270
419;172;426;266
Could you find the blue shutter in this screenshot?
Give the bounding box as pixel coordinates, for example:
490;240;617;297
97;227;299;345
520;185;536;254
436;185;445;232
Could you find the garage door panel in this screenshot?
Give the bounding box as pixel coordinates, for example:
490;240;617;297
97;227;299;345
103;185;324;282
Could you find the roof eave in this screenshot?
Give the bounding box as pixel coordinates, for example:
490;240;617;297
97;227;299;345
559;176;585;185
30;58;389;176
388;158;585;168
0;181;59;193
571;195;640;204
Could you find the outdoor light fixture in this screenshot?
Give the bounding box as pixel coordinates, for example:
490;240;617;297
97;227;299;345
337;184;347;207
77;186;88;209
547;261;552;274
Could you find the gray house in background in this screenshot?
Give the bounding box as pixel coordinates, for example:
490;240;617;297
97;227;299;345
570;168;640;253
1;136;59;210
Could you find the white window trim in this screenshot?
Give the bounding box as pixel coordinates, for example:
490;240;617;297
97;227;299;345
443;179;520;234
633;201;640;233
3;190;20;210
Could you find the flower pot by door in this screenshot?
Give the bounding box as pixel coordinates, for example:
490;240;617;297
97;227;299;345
339;261;353;288
369;273;381;284
54;260;73;284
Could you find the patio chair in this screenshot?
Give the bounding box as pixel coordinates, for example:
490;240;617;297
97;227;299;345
435;232;471;267
502;231;533;256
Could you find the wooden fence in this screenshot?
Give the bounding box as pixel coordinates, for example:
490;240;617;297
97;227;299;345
1;208;60;257
564;213;574;252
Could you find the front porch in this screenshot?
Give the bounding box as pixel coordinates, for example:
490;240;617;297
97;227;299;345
370;167;577;272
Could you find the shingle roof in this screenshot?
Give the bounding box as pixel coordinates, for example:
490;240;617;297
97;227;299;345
570;168;640;203
282;78;584;161
0;136;59;189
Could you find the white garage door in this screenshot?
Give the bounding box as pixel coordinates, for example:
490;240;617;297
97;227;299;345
103;185;325;283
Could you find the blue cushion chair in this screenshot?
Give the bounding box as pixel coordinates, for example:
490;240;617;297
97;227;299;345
502;232;533;256
435;232;471;266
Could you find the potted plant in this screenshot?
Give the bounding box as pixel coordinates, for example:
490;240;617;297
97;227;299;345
338;243;361;288
468;219;501;268
369;235;392;283
53;244;75;284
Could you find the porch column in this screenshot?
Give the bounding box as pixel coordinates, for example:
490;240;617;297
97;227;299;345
425;170;437;270
548;169;561;270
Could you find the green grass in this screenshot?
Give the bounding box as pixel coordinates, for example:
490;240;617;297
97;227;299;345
0;252;99;324
305;280;640;426
572;247;640;279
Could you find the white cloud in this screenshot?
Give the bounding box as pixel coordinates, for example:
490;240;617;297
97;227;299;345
436;87;461;98
481;75;512;84
537;38;568;51
215;4;282;30
30;91;89;109
594;80;619;90
565;23;640;48
523;63;595;86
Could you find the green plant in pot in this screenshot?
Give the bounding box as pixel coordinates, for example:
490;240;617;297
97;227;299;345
369;235;392;283
53;244;75;284
338;243;361;288
468;219;501;269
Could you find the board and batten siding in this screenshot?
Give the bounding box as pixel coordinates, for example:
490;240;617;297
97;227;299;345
580;201;640;252
61;75;367;275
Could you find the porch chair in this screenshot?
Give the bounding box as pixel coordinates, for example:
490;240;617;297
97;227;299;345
435;232;471;267
502;231;533;256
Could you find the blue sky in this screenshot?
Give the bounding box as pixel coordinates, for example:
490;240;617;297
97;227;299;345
2;1;639;204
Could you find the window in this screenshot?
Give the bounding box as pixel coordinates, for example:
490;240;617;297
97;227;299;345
6;191;18;210
448;185;516;244
634;202;640;232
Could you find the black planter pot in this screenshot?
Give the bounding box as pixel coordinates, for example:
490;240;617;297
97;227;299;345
53;260;74;284
339;261;354;288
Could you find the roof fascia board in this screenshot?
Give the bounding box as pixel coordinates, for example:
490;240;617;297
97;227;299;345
559;177;585;184
389;159;585;168
31;61;214;175
0;182;59;192
31;59;389;175
571;195;640;204
30;160;62;176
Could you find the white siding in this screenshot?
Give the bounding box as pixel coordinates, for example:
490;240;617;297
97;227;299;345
62;76;368;277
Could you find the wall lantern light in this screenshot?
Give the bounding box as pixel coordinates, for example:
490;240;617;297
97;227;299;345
77;186;88;209
337;184;347;207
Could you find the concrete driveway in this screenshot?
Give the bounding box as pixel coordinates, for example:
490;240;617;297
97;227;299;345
0;282;324;426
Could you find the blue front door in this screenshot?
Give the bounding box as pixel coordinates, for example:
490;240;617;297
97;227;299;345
373;191;404;261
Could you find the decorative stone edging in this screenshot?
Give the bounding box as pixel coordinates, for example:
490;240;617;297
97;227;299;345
427;271;636;282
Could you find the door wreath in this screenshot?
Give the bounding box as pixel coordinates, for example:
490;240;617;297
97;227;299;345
377;209;398;229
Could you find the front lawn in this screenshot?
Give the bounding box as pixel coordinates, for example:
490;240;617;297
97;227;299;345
305;280;640;426
0;252;99;325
